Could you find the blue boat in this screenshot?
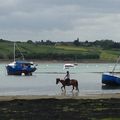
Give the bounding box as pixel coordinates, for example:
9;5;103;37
6;43;37;75
102;56;120;85
102;73;120;85
6;61;37;75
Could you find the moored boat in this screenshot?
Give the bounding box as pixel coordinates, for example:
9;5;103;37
102;73;120;85
102;56;120;85
6;61;37;75
63;63;78;69
6;43;37;75
64;63;74;67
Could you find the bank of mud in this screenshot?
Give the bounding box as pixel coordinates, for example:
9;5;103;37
0;98;120;120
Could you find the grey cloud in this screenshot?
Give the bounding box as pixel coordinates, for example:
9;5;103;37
0;0;120;41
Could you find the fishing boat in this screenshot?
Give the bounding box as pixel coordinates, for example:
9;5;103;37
102;56;120;85
6;43;37;75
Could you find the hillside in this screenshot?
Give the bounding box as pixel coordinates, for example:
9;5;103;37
0;40;120;62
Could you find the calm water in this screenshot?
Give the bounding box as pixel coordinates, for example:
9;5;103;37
0;63;120;96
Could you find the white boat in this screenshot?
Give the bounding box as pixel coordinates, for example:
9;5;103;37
63;63;78;69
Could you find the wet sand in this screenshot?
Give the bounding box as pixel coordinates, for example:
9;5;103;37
0;94;120;120
0;93;120;100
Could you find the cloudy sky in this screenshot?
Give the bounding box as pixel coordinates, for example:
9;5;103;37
0;0;120;42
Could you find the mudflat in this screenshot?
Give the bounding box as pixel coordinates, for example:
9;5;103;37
0;94;120;120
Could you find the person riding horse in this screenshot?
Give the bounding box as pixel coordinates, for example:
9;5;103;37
56;78;79;92
64;71;70;85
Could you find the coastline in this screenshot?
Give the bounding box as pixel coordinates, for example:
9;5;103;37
0;94;120;120
0;59;116;64
0;93;120;101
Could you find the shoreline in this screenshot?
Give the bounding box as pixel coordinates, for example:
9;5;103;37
0;93;120;101
0;93;120;119
0;59;116;64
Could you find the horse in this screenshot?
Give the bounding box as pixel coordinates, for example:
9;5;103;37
56;78;79;92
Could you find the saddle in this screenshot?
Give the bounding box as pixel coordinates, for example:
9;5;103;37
65;79;71;85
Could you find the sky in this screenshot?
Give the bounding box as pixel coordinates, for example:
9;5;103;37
0;0;120;42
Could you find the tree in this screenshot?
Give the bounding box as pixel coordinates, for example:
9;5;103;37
73;38;79;46
27;40;33;44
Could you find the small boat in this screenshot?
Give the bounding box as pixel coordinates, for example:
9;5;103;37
102;56;120;85
6;43;37;75
63;63;78;69
64;63;74;67
6;61;37;75
102;73;120;85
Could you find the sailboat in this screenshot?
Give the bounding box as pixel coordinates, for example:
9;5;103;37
102;56;120;85
6;43;37;75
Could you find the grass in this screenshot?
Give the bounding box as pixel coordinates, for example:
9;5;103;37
0;41;120;61
101;118;120;120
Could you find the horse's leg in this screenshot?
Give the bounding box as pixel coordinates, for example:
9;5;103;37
75;86;79;92
61;86;64;91
76;81;79;92
72;85;74;92
63;86;66;92
61;85;66;92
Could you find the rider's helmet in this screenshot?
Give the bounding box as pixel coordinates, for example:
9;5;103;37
67;71;69;74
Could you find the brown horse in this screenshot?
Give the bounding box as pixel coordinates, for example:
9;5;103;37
56;78;79;92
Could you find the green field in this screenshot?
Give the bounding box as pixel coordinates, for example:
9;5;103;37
0;41;120;62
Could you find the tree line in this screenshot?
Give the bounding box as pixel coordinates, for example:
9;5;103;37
1;38;120;49
26;39;120;49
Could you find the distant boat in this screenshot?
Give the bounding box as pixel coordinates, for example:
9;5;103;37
102;56;120;85
63;63;78;69
6;43;37;75
102;73;120;85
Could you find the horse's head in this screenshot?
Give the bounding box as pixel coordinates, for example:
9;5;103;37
56;78;60;84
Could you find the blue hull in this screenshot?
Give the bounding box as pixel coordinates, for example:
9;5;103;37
6;66;36;75
102;73;120;85
6;61;37;75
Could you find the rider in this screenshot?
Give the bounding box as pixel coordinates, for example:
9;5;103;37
64;71;70;85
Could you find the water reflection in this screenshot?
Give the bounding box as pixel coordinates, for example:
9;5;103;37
60;91;79;97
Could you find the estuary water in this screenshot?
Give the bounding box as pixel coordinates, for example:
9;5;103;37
0;62;120;96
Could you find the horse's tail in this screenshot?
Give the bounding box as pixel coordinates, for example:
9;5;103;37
76;81;79;92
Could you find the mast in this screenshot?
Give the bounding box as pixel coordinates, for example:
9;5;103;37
16;43;24;60
14;42;15;62
13;42;25;61
112;56;120;74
